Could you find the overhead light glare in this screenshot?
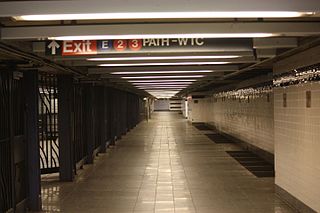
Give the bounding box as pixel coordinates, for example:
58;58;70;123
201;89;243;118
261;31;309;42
99;62;229;67
137;86;188;89
128;79;197;82
15;11;314;21
49;33;275;40
134;84;192;87
122;75;204;79
88;55;240;61
112;70;213;74
132;82;193;85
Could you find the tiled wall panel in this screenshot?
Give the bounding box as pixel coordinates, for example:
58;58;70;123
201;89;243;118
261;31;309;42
208;95;274;153
188;96;274;153
275;83;320;212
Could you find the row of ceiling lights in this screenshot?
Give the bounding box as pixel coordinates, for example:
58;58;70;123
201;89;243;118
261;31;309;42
91;55;239;98
13;11;315;98
1;8;316;98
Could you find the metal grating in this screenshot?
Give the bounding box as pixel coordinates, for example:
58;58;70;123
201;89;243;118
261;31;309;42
38;73;59;174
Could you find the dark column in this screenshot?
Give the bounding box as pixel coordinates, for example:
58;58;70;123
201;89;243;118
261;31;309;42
24;71;42;210
109;88;116;145
57;75;74;181
83;84;95;163
99;87;107;153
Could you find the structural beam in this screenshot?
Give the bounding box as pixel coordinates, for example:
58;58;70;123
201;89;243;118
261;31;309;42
64;57;257;67
274;45;320;74
256;49;277;58
2;22;320;40
253;38;298;49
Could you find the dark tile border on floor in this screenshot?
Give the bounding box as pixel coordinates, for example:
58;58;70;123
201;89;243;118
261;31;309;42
205;133;234;143
206;123;274;165
275;185;317;213
192;122;214;131
226;151;275;178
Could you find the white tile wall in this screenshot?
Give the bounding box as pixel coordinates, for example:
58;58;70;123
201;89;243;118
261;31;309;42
275;83;320;212
209;95;274;153
188;98;212;123
187;82;320;211
188;95;274;153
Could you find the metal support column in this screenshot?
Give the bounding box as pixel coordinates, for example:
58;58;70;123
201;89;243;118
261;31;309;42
24;70;41;211
57;75;74;181
83;84;95;163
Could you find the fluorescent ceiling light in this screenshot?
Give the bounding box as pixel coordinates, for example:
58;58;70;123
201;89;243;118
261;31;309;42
137;86;188;89
49;33;275;40
112;70;213;74
15;11;314;21
148;93;180;94
99;62;229;67
122;75;204;79
88;55;239;61
140;88;186;90
132;82;193;85
136;84;188;87
137;84;188;86
128;79;197;82
147;89;181;92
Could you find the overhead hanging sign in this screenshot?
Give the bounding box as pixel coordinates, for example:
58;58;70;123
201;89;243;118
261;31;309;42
45;38;252;56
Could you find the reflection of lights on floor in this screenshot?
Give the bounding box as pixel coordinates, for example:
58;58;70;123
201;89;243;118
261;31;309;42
42;206;61;212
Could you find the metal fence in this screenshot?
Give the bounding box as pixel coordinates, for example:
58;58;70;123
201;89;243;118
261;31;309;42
38;73;59;174
0;71;13;213
0;70;27;212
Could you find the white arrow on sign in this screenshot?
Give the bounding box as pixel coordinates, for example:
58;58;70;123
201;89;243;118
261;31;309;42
47;40;60;55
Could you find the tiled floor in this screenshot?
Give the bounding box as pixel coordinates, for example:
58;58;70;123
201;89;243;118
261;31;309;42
40;112;294;213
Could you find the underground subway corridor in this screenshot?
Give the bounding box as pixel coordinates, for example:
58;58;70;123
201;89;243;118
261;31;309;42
0;1;320;213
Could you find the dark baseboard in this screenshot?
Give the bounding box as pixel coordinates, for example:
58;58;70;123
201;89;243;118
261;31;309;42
6;208;14;213
206;123;274;165
275;185;317;213
15;199;27;213
76;156;87;171
93;146;100;158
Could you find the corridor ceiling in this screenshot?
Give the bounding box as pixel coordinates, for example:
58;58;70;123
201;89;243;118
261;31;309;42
0;0;320;98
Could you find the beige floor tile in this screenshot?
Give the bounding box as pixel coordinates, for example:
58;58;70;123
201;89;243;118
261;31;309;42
39;112;295;213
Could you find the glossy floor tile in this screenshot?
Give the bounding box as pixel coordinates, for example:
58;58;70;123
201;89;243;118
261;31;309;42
39;112;294;213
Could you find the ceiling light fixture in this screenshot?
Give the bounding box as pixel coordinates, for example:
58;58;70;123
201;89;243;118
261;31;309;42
137;86;188;89
128;79;197;82
122;75;204;79
99;62;229;67
88;55;240;61
132;82;193;85
15;11;314;21
49;33;275;40
134;85;192;88
111;70;213;74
